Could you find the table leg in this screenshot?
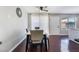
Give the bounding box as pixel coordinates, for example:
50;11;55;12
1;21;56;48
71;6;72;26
44;35;47;52
26;35;29;52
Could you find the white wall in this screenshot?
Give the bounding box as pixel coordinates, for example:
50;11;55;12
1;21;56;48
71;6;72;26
0;6;28;52
49;15;60;35
68;28;79;44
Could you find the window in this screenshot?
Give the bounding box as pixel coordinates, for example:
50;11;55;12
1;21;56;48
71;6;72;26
61;18;68;29
31;14;40;30
67;17;75;29
61;16;76;29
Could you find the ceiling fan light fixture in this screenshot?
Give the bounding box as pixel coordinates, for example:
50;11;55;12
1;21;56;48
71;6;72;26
36;6;48;12
40;6;43;10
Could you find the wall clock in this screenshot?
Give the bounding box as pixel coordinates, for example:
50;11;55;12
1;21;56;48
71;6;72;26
16;7;22;18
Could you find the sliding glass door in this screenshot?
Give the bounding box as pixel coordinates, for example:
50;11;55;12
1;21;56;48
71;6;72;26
60;16;76;35
29;13;49;35
31;14;40;30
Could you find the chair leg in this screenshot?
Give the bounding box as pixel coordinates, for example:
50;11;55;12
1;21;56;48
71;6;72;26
45;37;47;52
40;44;42;52
25;35;29;52
26;41;28;52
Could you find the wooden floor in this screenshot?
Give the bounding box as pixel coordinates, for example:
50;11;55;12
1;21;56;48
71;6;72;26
49;35;79;52
13;35;79;52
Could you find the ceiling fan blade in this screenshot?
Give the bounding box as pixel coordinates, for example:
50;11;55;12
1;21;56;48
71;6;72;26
40;7;43;10
36;6;48;12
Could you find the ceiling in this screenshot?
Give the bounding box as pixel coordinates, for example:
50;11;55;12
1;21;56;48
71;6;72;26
24;6;79;14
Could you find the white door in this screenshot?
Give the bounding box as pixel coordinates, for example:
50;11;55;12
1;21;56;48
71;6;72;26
49;15;60;35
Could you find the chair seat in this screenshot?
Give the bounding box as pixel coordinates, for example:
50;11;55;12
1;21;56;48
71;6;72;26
32;40;42;44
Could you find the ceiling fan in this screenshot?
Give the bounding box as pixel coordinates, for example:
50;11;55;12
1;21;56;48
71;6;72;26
36;6;48;12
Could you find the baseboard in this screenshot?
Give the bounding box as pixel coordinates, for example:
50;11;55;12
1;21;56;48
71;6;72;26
9;36;26;52
70;40;79;44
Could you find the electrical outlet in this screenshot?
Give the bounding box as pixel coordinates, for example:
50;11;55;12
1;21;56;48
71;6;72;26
0;41;2;45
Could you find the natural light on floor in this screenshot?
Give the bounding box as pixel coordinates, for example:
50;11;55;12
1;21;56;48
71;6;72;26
61;39;69;52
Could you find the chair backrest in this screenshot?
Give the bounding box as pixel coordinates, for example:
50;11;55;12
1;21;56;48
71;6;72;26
30;30;43;43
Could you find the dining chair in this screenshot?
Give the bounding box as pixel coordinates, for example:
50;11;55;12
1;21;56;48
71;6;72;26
30;30;43;51
26;29;49;52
